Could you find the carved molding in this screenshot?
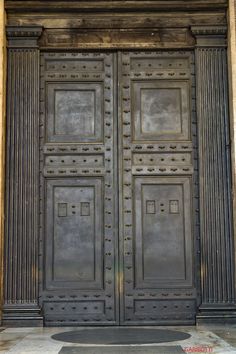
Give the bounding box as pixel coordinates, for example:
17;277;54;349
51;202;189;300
191;25;227;47
7;12;227;30
191;25;227;35
6;26;43;48
5;0;228;12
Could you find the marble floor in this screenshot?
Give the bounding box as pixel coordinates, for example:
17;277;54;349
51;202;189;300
0;325;236;354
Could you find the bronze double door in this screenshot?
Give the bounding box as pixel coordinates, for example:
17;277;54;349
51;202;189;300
40;51;198;326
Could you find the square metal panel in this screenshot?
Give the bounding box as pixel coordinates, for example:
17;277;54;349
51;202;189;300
46;82;103;143
132;80;190;141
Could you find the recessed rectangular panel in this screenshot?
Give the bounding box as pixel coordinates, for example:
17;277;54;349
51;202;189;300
44;301;105;316
141;88;181;134
58;203;67;217
81;202;90;216
54;186;95;282
55;90;95;136
134;177;193;289
146;200;156;214
170;200;180;214
46;82;103;143
132;81;190;141
45;178;103;290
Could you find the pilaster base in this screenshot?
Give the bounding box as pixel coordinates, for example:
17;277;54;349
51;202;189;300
196;305;236;324
2;304;43;327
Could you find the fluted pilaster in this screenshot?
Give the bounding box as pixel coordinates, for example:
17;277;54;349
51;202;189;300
192;26;236;322
3;26;43;326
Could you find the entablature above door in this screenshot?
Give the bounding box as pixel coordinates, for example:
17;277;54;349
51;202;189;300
39;28;196;50
6;25;228;51
5;0;227;39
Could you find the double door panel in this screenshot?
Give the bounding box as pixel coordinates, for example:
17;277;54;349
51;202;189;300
40;51;197;325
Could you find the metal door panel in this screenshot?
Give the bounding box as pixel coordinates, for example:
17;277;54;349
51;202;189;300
119;51;198;325
40;52;118;326
40;50;198;326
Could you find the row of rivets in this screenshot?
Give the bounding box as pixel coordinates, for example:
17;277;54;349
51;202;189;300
132;166;193;174
132;144;192;151
46;73;104;80
44;146;104;153
44;168;105;176
122;53;134;310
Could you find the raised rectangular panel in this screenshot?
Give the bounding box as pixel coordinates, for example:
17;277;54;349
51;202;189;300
45;59;104;72
134;300;195;315
46;82;103;143
132;81;190;141
45;178;103;290
55;90;95;135
45;155;104;167
141;88;181;133
134;177;193;289
44;301;105;316
132;153;192;165
130;57;190;71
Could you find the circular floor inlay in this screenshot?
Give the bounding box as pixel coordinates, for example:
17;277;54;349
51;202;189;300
52;328;191;345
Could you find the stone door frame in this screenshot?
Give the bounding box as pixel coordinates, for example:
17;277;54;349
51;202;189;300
1;0;236;326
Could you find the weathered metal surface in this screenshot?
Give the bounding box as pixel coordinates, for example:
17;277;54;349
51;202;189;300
39;50;198;325
118;51;198;324
39;52;119;326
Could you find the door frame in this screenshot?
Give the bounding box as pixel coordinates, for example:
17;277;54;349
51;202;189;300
2;5;236;324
